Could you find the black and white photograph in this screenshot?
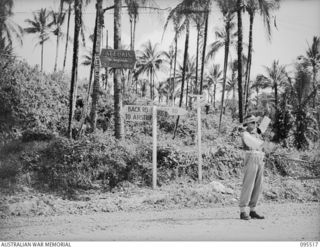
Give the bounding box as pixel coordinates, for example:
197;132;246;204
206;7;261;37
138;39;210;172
0;0;319;245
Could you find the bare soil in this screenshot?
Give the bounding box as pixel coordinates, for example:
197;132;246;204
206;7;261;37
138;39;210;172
1;203;319;241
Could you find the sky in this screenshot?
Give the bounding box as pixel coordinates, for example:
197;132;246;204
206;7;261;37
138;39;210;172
10;0;320;82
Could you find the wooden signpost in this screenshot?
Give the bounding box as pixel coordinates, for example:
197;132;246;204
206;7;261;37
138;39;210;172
189;94;206;182
152;106;157;189
123;104;187;189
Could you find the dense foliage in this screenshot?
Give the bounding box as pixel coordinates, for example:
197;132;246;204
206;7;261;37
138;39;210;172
0;59;69;142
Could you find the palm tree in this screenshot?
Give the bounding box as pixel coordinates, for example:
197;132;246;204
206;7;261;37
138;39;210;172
179;18;190;108
215;0;237;132
250;74;270;107
287;64;317;149
90;0;103;132
204;64;223;108
236;0;244;123
170;14;180;106
125;0;157;51
114;0;123;140
191;3;206;94
176;56;196;108
206;23;238;61
50;10;66;72
163;5;188;106
136;40;165;100
298;36;320;107
125;0;157;100
61;0;74;71
227;60;238;115
263;60;287;110
164;0;205;138
243;0;280;115
126;0;139;50
0;0;23;55
163;45;176;104
68;0;82;138
199;0;211;95
24;8;52;72
67;0;92;138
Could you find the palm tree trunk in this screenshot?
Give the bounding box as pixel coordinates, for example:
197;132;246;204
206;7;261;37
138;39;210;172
127;17;133;94
168;59;173;104
274;81;278;110
172;34;178;106
173;21;189;139
152;71;155;100
114;0;123;140
133;17;137;50
77;3;98;136
63;2;71;71
129;18;133;43
87;10;98;103
77;2;98;137
218;19;231;133
312;66;317;108
149;71;153;99
237;0;243;123
244;12;254;116
213;83;216;109
41;40;44;72
105;29;108;90
132;17;137;94
195;27;200;93
68;0;82;138
54;34;60;72
233;85;236;115
90;0;103;132
200;10;209;95
186;79;189;108
180;22;190;109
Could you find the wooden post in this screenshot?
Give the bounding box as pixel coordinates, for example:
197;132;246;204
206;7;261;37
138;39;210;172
197;98;202;182
152;105;157;189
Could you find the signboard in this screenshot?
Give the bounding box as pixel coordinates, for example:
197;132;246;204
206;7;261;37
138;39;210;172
158;106;188;116
123;105;152;121
100;49;136;69
134;98;153;105
157;109;169;117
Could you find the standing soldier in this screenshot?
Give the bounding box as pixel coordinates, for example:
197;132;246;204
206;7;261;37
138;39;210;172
239;115;266;220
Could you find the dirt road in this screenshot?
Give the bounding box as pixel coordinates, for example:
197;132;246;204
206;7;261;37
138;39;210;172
1;203;319;241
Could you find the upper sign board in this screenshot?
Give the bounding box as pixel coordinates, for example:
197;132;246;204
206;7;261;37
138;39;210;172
100;49;136;69
158;106;188;116
123;105;153;121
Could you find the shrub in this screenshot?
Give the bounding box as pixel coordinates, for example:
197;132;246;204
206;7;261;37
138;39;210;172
0;155;22;182
0;141;24;188
23;133;152;191
0;60;69;137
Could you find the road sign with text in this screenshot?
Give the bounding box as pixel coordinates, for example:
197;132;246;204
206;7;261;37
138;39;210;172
158;107;188;116
123;105;152;121
100;49;136;69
